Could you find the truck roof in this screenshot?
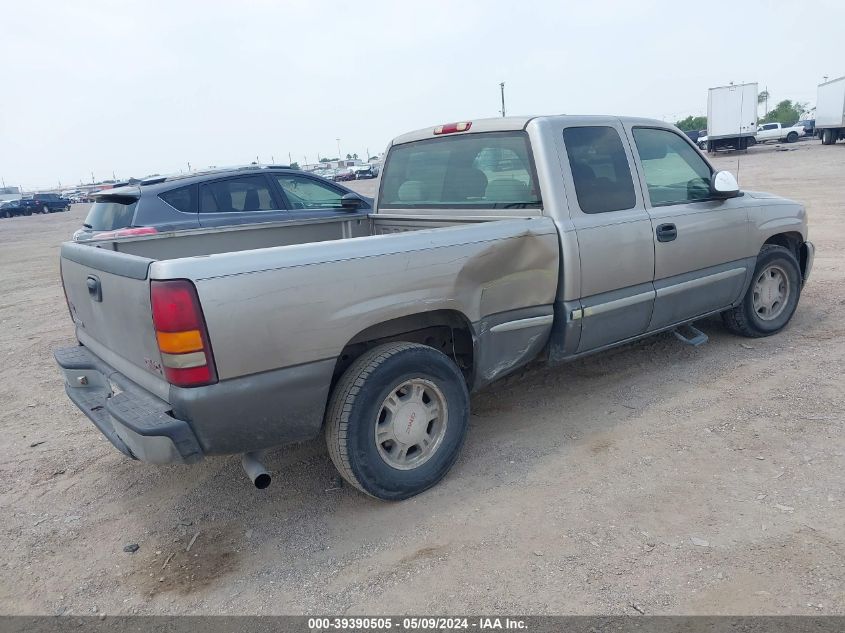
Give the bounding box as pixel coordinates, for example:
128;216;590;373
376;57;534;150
390;115;675;145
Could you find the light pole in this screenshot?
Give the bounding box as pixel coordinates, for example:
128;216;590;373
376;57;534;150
336;138;341;161
500;82;506;117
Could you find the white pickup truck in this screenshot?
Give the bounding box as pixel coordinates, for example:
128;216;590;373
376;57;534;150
54;115;814;500
755;122;805;144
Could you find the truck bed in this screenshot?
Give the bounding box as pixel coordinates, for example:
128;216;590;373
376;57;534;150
61;211;560;409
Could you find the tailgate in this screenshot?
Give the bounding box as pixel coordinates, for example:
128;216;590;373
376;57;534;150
61;242;169;400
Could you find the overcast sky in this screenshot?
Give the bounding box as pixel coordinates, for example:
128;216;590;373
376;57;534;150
2;0;843;190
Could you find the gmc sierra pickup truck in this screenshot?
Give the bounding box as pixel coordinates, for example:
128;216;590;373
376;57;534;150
55;115;814;500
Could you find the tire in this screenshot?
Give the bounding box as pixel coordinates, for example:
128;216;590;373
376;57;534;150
42;205;50;214
1;209;9;219
698;142;706;150
325;342;470;500
822;129;833;145
722;244;801;338
786;132;798;143
24;209;32;216
746;136;757;147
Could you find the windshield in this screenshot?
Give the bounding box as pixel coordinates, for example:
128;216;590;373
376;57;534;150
380;131;541;209
83;196;138;230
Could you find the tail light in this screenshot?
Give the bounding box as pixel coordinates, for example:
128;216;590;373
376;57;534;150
150;280;217;387
91;227;158;240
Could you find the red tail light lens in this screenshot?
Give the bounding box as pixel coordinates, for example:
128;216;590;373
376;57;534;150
150;280;217;387
434;121;472;135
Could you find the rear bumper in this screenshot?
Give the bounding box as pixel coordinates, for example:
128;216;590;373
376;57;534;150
55;345;335;464
55;346;203;464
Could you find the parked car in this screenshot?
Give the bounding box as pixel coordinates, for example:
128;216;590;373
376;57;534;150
697;134;708;150
0;199;31;218
55;115;813;500
798;119;816;138
755;122;805;144
352;165;377;179
684;129;702;143
333;168;356;182
31;193;71;213
72;166;372;242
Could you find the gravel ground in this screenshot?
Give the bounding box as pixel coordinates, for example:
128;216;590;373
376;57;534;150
0;141;843;615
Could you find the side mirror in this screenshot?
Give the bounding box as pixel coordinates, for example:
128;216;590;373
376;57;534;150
710;171;741;199
341;193;363;210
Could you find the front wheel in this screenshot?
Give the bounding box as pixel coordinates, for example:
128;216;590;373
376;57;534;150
325;342;470;500
722;244;801;338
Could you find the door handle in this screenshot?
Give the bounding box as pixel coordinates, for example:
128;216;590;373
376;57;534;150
656;223;677;242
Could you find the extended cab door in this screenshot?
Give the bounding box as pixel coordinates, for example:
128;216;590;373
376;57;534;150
625;125;751;331
560;123;656;352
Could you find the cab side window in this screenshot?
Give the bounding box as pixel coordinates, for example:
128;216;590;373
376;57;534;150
632;128;712;206
562;126;636;214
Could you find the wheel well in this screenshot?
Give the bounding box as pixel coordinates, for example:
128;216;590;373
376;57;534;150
764;232;801;258
332;310;475;386
764;232;806;279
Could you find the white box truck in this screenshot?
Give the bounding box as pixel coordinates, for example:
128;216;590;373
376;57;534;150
816;76;845;145
706;82;758;152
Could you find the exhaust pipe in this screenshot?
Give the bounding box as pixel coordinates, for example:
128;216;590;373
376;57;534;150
241;452;271;489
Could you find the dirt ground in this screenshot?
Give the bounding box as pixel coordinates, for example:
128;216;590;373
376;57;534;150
0;141;843;616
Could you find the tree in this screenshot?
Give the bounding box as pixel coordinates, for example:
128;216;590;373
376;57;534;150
760;100;804;126
352;153;358;160
675;115;707;131
289;162;300;170
345;153;352;160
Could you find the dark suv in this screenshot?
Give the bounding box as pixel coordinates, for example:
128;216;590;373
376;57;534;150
31;193;71;214
74;167;372;241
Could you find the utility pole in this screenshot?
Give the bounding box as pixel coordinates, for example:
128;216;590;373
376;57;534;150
336;138;341;161
823;75;829;83
187;161;192;172
91;171;95;184
288;152;292;166
500;82;506;117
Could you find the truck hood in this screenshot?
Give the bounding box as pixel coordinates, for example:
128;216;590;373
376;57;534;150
744;190;795;202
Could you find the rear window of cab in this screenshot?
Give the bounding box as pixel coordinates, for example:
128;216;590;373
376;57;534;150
380;131;541;209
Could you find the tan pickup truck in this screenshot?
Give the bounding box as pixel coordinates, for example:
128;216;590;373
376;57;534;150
55;115;814;500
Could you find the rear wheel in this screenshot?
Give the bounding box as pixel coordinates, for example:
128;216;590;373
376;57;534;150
722;245;801;338
822;129;833;145
746;136;757;147
786;131;798;143
325;342;470;500
1;209;10;219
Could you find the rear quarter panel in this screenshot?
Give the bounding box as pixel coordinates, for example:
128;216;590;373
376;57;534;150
152;218;560;380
